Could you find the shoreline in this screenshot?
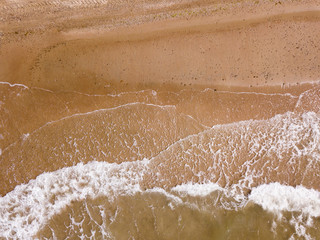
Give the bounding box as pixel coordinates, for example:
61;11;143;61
1;2;320;238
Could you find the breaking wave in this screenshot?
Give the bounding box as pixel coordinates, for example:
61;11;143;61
1;107;320;239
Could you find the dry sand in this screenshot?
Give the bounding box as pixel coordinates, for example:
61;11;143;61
1;0;320;94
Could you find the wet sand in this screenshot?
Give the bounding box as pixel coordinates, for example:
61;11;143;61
1;0;320;195
1;0;320;239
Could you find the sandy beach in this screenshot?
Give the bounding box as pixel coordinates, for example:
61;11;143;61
1;0;320;239
1;0;320;94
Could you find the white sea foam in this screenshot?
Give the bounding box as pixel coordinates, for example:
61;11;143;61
1;102;177;156
249;183;320;239
1;163;320;238
203;88;298;98
0;81;29;89
0;159;149;239
249;183;320;217
1;109;320;238
171;182;223;197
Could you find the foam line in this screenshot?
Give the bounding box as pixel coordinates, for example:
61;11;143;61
202;88;298;98
0;81;29;89
1;102;176;155
171;182;223;197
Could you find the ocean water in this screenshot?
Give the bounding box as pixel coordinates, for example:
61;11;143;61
0;82;320;239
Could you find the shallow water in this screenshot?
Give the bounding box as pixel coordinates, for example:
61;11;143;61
0;82;320;239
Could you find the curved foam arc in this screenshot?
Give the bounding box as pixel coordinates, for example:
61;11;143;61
175;88;298;127
0;82;300;155
167;181;320;230
2;102;176;154
0;159;149;239
170;182;320;240
295;85;320;113
170;181;320;218
2;161;320;239
0;83;300;163
1;110;320;238
0;86;167;153
0;102;206;195
142;111;320;191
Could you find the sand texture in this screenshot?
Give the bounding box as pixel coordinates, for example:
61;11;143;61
1;0;320;94
1;1;320;239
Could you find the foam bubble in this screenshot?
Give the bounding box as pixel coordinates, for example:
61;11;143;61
171;182;223;197
249;182;320;217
